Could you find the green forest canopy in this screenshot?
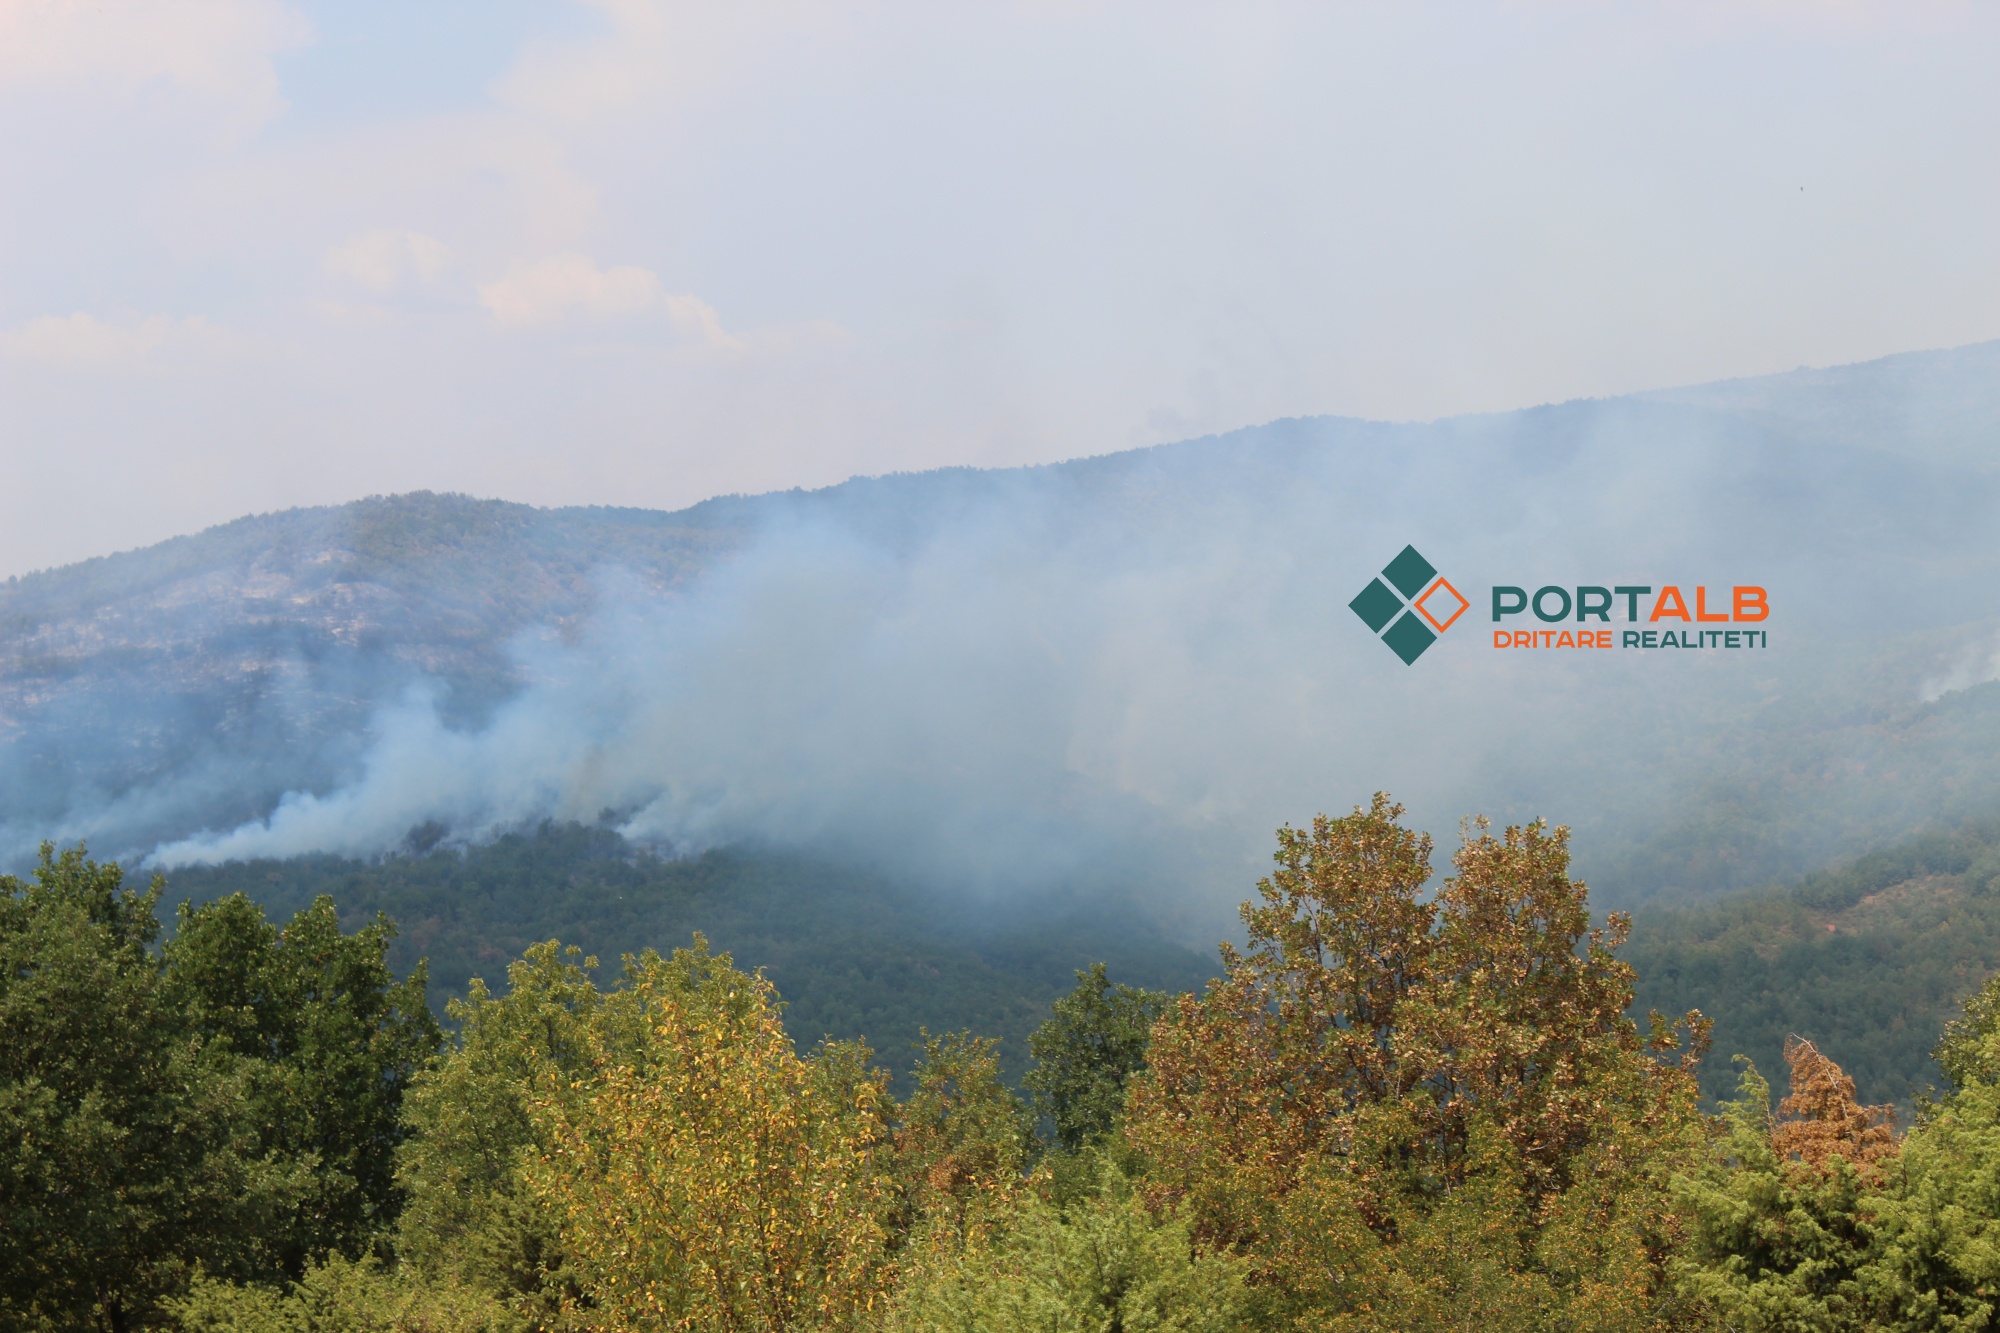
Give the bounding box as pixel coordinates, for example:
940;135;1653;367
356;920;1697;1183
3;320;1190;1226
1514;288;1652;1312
156;823;1217;1088
15;801;2000;1330
1627;817;2000;1106
158;813;2000;1108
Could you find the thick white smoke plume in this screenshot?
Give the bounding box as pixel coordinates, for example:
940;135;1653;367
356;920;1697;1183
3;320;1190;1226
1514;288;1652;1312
27;343;2000;910
150;485;1473;899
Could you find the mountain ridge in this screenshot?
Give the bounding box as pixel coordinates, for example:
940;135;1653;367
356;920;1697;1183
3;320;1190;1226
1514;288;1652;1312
8;340;2000;912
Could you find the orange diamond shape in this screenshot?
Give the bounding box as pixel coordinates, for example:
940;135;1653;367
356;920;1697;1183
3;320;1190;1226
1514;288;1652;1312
1414;576;1468;633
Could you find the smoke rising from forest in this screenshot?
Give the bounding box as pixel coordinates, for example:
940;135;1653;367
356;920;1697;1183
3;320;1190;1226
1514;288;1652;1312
113;345;2000;911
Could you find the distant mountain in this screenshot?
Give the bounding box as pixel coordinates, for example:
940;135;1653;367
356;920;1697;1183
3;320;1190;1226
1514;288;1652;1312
8;341;2000;919
0;492;758;858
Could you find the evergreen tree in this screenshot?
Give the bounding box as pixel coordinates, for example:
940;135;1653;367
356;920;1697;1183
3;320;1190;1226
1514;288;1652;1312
1852;970;2000;1330
1676;1053;1883;1328
883;1154;1257;1333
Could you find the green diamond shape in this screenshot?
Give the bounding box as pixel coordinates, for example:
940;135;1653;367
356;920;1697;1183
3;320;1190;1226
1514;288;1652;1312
1349;578;1404;633
1381;611;1438;664
1381;545;1438;600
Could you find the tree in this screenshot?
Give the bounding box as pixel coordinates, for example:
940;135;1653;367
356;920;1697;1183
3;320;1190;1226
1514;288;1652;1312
1023;964;1167;1154
1934;970;2000;1092
3;842;179;1330
394;942;605;1326
883;1154;1257;1333
1676;1056;1883;1328
0;846;443;1331
0;846;295;1330
1126;797;1441;1253
522;937;899;1331
1124;797;1709;1328
892;1031;1034;1257
1849;971;2000;1331
171;1252;513;1333
1856;1079;2000;1331
8;847;171;1329
1769;1037;1896;1178
164;893;443;1273
1678;978;2000;1330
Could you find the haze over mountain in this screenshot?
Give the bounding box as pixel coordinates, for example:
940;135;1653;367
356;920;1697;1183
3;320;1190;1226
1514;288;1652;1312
7;341;2000;920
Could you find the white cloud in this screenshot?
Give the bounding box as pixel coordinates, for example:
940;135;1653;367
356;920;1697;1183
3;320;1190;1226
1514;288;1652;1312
479;252;660;325
478;252;744;347
323;229;455;297
662;293;745;351
2;312;230;367
494;0;780;124
0;0;311;123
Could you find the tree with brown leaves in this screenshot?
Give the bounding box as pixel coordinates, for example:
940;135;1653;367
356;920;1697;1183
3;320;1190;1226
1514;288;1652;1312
1771;1037;1897;1178
1124;795;1710;1330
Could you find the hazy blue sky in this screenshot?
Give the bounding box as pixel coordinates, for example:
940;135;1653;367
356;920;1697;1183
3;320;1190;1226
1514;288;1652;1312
3;0;1997;577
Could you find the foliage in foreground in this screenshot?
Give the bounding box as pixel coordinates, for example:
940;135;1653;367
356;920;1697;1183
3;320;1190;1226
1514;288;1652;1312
1675;1016;2000;1331
881;1152;1258;1332
0;845;439;1333
521;945;900;1329
15;800;2000;1330
1124;796;1713;1330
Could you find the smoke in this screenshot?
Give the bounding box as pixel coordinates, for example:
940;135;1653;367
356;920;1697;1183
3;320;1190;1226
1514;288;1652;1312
1917;633;2000;704
14;344;2000;913
149;484;1427;899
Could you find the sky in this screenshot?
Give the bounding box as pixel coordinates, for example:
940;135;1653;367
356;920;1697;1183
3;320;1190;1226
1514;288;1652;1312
2;0;1998;579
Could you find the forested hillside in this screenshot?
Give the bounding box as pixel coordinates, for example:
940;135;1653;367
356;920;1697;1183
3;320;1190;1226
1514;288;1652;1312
155;809;2000;1113
0;494;757;860
1629;817;2000;1108
148;800;2000;1112
157;822;1216;1085
10;343;2000;919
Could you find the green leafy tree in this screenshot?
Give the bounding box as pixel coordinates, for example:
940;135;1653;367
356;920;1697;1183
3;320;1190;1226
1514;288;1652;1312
1024;965;1167;1154
0;847;442;1331
394;942;607;1326
893;1031;1035;1257
521;938;900;1331
0;846;297;1330
884;1154;1258;1333
163;893;443;1274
